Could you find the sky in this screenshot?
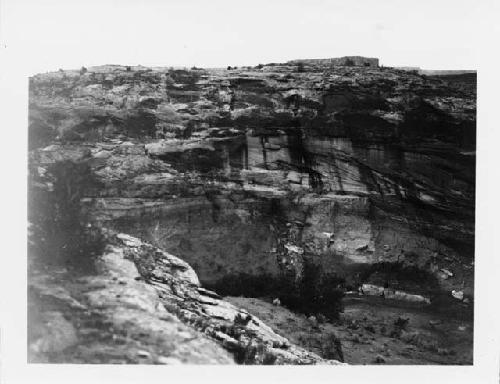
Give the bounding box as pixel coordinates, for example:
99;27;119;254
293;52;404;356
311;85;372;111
0;0;492;75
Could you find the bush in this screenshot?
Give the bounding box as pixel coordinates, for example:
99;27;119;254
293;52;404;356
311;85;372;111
297;62;305;73
207;260;345;320
233;342;276;365
208;273;280;298
282;261;344;320
28;160;105;271
320;333;344;362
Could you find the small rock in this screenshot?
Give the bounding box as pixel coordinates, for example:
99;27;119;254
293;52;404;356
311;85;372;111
284;243;304;255
458;325;467;332
272;298;281;306
437;271;450;280
440;268;454;277
157;356;182;365
451;290;464;300
264;142;281;151
463;298;470;304
137;350;151;358
429;319;442;326
286;171;302;184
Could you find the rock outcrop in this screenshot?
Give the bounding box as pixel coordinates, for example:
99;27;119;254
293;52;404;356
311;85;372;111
29;231;341;364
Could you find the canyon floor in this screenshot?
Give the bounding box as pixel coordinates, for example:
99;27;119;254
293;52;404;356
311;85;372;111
228;294;473;365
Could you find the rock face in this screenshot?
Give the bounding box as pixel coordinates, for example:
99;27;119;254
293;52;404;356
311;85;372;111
28;61;475;363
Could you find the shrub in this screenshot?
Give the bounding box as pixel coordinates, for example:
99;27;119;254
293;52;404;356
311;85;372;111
28;160;105;271
207;272;280;298
394;316;409;330
281;261;344;320
234;342;265;364
80;66;87;75
123;111;157;138
297;62;305;73
320;333;344;362
207;260;345;320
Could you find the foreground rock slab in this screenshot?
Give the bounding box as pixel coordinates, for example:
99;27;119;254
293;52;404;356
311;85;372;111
28;232;342;365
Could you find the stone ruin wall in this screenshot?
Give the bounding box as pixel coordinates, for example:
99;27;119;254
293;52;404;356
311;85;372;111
289;56;379;67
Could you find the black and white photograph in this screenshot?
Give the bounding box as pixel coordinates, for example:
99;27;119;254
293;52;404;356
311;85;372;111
1;0;499;382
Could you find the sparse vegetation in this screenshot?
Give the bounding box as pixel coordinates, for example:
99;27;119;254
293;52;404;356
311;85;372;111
28;160;105;271
288;261;345;320
208;272;280;298
233;341;277;365
320;333;344;362
208;260;345;320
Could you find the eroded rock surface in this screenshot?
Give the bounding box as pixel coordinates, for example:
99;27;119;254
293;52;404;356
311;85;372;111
28;232;340;364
